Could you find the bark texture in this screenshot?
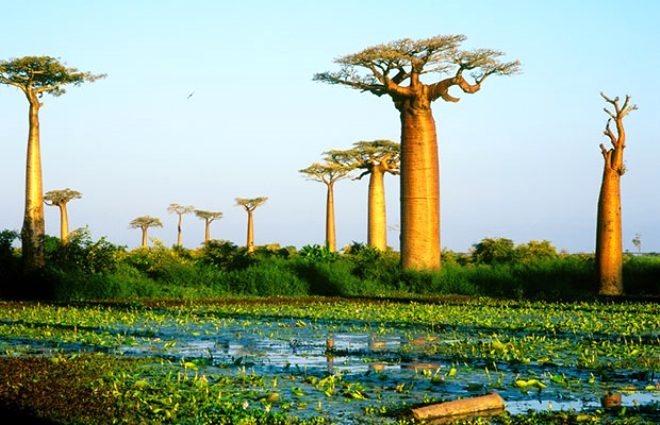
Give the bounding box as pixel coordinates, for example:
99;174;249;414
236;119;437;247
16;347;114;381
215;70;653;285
397;98;440;270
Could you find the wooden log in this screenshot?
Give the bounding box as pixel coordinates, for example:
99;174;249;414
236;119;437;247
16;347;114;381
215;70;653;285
410;392;505;420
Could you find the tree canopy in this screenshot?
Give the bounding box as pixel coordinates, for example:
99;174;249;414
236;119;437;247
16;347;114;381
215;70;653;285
235;197;268;212
129;216;163;230
314;35;520;104
44;188;82;206
0;56;106;100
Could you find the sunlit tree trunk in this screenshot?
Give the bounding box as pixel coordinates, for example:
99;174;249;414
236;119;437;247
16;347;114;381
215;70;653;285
21;95;45;272
368;168;387;251
58;204;70;244
399;107;440;270
596;168;623;295
326;183;336;252
204;221;211;244
140;228;148;248
595;93;635;296
246;210;254;253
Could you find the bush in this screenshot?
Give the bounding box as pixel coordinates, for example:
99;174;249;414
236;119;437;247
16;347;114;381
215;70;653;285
224;257;308;296
198;240;255;271
472;237;516;264
623;255;660;295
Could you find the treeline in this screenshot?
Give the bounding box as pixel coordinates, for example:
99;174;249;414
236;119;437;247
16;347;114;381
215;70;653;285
1;229;658;301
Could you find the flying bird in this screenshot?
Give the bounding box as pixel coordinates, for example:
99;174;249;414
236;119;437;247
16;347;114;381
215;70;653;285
186;91;195;99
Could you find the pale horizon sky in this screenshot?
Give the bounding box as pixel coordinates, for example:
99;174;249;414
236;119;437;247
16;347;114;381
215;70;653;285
1;0;659;253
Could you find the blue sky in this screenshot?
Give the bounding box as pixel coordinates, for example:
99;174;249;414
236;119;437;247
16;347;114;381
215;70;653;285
1;0;659;253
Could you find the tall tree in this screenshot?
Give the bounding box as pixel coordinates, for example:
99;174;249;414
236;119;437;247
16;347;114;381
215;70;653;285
167;203;194;247
43;188;81;244
0;56;105;272
328;140;400;251
194;209;223;244
596;92;636;296
315;35;519;270
235;197;268;253
129;216;163;248
299;160;352;252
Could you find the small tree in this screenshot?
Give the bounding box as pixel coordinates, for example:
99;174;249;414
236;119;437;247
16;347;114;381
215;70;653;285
632;233;642;254
315;35;519;270
596;92;637;296
515;240;558;262
327;140;400;251
0;56;105;272
44;188;82;244
472;237;516;265
194;209;223;244
167;203;194;247
299;159;352;252
129;216;163;248
235;197;268;253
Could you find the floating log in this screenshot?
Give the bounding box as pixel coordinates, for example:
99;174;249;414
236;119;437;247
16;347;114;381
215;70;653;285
410;392;505;421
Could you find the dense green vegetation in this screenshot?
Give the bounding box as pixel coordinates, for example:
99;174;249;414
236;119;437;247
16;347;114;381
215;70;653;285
1;230;658;302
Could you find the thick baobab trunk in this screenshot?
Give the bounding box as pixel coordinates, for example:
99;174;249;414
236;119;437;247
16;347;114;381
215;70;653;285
141;228;148;248
246;210;254;253
399;108;440;270
596;167;623;295
326;183;336;252
368;169;387;251
21;97;45;272
58;204;70;244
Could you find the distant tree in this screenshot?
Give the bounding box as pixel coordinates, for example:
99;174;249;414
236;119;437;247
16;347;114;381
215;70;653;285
235;197;268;253
596;93;637;296
515;240;558;262
129;216;163;248
167;203;194;247
315;35;519;270
328;140;400;251
194;209;223;244
44;188;82;244
0;56;105;272
299;159;352;252
472;237;515;265
632;233;642;254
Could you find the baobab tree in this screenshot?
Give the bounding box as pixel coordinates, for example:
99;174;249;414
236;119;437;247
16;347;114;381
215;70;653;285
299;160;352;252
596;92;637;296
44;188;81;244
235;197;268;253
167;203;194;247
328;140;400;251
129;216;163;248
0;56;105;272
315;35;519;270
194;209;223;244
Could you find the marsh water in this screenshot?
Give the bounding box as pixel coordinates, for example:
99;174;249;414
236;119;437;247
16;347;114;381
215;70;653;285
2;304;659;423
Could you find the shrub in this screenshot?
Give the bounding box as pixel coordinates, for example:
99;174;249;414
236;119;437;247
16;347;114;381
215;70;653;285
623;255;660;295
224;257;308;296
472;237;516;264
46;228;124;274
198;240;255;270
515;240;558;262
